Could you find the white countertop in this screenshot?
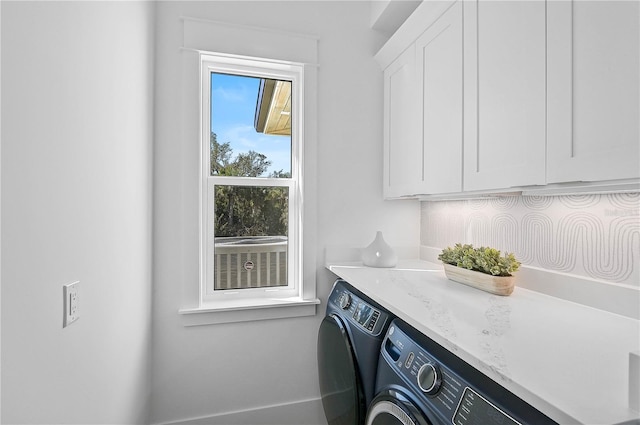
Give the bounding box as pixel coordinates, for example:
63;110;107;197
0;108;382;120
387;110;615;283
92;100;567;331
327;260;640;425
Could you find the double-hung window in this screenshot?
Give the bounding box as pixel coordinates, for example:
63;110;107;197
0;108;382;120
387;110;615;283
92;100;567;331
200;53;305;307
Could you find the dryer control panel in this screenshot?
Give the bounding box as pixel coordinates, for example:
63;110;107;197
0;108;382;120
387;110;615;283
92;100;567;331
328;281;390;336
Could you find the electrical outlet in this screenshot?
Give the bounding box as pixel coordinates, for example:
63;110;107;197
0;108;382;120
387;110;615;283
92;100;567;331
63;281;79;328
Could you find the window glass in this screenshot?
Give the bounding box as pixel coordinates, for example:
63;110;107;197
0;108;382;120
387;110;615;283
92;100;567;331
209;71;293;293
210;73;292;178
213;185;289;290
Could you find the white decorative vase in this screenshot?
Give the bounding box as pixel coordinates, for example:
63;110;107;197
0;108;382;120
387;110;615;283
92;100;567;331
362;231;397;268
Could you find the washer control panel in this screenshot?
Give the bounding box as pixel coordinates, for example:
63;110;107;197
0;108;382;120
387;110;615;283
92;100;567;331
384;325;465;416
453;387;521;425
381;321;535;425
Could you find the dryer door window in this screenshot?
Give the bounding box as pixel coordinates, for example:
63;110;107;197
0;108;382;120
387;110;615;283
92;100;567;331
317;314;365;425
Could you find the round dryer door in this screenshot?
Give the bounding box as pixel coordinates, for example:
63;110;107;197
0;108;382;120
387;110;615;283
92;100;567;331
366;390;433;425
317;314;365;425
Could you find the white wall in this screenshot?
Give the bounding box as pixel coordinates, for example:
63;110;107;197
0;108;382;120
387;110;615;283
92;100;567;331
0;2;3;420
151;2;419;424
1;2;155;423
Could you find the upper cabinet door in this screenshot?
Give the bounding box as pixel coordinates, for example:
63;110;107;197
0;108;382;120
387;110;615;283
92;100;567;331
416;1;463;194
382;45;420;198
463;0;547;191
547;1;640;183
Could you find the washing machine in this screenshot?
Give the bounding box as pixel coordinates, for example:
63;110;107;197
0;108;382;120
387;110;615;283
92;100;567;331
367;319;558;425
317;279;394;425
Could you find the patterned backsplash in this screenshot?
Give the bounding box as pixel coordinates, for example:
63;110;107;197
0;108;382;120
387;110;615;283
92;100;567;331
420;193;640;286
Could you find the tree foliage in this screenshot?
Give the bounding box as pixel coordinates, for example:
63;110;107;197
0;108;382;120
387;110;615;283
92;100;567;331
210;132;289;237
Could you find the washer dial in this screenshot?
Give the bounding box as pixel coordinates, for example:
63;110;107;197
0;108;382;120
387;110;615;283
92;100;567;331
417;363;442;396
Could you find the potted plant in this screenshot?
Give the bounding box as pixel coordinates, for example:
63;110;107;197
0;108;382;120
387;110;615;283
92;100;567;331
438;244;521;296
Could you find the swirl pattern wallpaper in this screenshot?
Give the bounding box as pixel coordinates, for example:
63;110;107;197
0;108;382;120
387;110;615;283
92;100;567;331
420;193;640;286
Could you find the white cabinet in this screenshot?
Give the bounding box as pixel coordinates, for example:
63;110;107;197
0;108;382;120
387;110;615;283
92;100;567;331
377;0;639;198
382;45;420;198
547;1;640;183
415;1;463;194
462;0;547;192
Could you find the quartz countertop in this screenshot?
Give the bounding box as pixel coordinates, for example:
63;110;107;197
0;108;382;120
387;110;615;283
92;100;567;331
326;260;640;425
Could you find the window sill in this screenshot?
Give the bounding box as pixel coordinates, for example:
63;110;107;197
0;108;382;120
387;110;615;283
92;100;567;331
179;297;321;326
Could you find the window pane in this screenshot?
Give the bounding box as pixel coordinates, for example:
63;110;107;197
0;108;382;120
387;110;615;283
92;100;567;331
213;185;288;290
210;73;292;178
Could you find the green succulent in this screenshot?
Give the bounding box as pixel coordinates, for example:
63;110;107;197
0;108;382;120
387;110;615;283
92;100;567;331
438;243;520;277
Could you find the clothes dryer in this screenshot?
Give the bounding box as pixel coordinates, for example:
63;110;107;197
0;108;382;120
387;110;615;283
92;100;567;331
367;319;557;425
317;279;394;425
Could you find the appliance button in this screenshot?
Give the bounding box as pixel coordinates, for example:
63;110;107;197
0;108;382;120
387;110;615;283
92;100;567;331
368;310;380;330
405;352;415;369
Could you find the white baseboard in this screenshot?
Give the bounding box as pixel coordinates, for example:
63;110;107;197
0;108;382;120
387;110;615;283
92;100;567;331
155;397;327;425
421;245;639;320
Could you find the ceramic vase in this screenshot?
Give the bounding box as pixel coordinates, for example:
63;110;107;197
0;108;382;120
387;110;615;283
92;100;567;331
362;231;397;268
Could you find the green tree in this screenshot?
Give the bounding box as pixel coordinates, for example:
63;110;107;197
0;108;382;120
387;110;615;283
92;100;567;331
210;132;232;176
210;132;289;237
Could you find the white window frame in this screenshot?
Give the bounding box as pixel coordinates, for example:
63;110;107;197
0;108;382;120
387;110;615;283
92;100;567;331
177;19;320;326
196;52;311;312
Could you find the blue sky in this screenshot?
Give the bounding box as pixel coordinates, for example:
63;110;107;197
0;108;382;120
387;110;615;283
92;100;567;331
211;73;291;176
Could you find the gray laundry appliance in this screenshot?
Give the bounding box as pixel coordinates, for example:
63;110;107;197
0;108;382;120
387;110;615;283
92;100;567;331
317;279;394;425
367;318;558;425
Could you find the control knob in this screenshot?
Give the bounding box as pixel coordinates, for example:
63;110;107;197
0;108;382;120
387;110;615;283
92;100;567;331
417;363;442;396
339;293;352;310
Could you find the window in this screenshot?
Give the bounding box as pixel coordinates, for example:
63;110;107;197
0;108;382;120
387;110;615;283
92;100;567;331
177;19;319;325
199;53;305;306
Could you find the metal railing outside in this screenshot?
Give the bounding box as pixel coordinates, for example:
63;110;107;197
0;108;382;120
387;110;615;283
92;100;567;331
214;236;288;290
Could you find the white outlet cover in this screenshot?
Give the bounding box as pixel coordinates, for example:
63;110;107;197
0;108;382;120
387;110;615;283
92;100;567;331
63;281;79;328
